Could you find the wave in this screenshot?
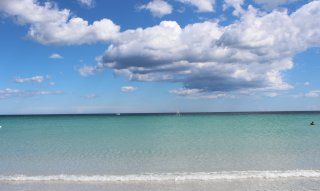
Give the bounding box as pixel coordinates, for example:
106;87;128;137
1;170;320;183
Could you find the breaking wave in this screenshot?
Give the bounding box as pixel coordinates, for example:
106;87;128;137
1;170;320;183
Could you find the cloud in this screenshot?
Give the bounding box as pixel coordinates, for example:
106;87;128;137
139;0;173;17
49;53;63;59
0;89;20;99
305;90;320;98
223;0;245;16
78;63;108;76
3;0;320;98
15;75;48;83
170;88;226;99
121;86;138;93
304;82;310;86
76;0;95;8
78;66;96;77
177;0;216;12
0;0;120;45
0;88;63;99
264;92;279;97
77;1;320;97
292;90;320;98
253;0;301;9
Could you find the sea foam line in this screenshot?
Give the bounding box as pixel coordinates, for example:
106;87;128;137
1;170;320;183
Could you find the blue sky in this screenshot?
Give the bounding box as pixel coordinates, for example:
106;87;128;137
0;0;320;114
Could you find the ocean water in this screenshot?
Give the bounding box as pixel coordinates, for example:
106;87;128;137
1;112;320;190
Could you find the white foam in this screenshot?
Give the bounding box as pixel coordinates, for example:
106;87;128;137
1;170;320;183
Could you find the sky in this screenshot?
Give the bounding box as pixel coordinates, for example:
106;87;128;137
0;0;320;114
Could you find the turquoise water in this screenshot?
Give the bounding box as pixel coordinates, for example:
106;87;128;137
1;113;320;190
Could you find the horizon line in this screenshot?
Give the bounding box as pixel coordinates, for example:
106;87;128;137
1;110;320;116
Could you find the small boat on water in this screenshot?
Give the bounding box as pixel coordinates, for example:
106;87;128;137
176;109;181;116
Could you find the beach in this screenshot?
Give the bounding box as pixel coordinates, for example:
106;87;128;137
1;113;320;190
2;178;320;191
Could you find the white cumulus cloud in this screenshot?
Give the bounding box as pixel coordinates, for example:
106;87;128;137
2;0;320;99
0;0;120;45
76;0;95;8
253;0;301;9
78;63;108;76
78;1;320;97
139;0;173;17
223;0;245;16
49;53;63;59
177;0;216;12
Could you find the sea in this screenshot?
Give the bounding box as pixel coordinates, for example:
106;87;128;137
1;112;320;191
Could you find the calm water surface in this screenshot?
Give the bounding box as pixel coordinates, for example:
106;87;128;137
1;113;320;190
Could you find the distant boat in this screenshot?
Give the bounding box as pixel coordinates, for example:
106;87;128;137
0;125;2;129
116;113;121;116
176;109;181;116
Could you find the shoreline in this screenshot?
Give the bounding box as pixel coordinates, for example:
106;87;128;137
1;170;320;183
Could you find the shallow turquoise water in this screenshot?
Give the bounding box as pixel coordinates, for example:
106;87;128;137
1;113;320;177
